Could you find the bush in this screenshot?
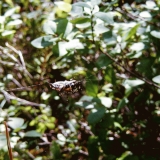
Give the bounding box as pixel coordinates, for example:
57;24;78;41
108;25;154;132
0;0;160;159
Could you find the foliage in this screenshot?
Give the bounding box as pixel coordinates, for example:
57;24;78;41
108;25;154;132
0;0;160;159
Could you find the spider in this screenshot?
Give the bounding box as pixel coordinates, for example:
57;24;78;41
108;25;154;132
5;79;83;98
48;79;82;97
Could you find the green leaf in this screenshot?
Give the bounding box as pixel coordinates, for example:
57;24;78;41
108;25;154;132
87;107;106;125
24;130;42;137
104;68;116;85
137;58;154;77
86;77;98;97
71;17;91;24
31;36;53;48
102;31;116;45
95;12;114;24
124;24;140;41
88;136;99;160
50;141;62;160
151;30;160;39
54;1;72;13
117;98;126;111
43;21;57;35
152;75;160;84
96;54;112;68
8;117;24;129
57;19;73;38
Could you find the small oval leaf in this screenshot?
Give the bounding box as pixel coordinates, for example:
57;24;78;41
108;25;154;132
24;130;42;137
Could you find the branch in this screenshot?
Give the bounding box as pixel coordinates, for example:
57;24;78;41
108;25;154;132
100;48;160;89
1;90;46;107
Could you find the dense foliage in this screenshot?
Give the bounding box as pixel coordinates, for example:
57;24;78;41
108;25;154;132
0;0;160;159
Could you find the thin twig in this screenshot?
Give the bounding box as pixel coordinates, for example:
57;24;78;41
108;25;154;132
4;121;13;160
100;48;160;89
5;42;33;78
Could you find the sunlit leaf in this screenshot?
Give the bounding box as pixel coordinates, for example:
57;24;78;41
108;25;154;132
130;42;145;51
91;0;101;6
95;12;114;24
151;30;160;39
123;79;144;89
99;97;112;108
75;101;94;109
114;122;123;130
146;1;156;9
31;36;53;48
70;5;83;17
55;1;72;13
58;39;84;56
8;117;24;129
94;23;109;34
2;30;15;36
4;7;18;17
67;119;77;132
43;21;57;35
73;2;91;8
7;19;22;26
139;11;152;19
152;75;160;84
57;133;66;141
0;16;5;24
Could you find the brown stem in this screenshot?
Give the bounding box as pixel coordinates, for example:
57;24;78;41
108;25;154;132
4;121;13;160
